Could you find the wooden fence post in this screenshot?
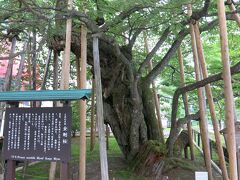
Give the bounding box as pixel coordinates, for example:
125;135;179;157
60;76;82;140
217;0;238;179
93;35;109;180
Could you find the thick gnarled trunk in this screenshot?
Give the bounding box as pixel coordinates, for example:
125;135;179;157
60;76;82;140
72;39;161;160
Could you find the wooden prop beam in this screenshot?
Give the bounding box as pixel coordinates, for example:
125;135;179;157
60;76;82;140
177;48;195;160
106;125;110;150
79;24;87;180
90;78;96;151
193;22;228;180
93;35;109;180
187;5;213;180
41;49;52;90
3;37;16;91
60;0;73;90
143;33;164;143
217;0;238;179
51;0;73;179
16;41;28;90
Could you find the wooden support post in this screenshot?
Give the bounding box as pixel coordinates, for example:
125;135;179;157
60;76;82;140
53;51;59;91
53;50;59;107
198;133;201;147
16;41;28;90
210;141;213;159
226;0;240;27
143;33;164;143
78;24;87;180
60;0;72;90
177;48;195;160
41;49;52;90
50;0;72;179
106;125;110;150
3;37;16;91
90;78;96;151
217;1;238;179
49;51;59;180
93;35;109;180
187;5;213;180
193;22;229;180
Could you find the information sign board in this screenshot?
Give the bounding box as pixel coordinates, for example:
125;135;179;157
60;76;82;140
3;107;71;162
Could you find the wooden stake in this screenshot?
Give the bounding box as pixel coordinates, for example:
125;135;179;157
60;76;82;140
193;22;229;180
90;78;96;151
78;24;87;180
217;1;238;179
187;5;213;180
143;32;165;143
93;35;109;180
177;48;195;161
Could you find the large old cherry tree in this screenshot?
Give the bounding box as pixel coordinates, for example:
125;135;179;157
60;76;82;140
1;0;240;163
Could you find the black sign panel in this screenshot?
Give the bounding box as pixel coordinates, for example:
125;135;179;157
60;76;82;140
3;107;71;162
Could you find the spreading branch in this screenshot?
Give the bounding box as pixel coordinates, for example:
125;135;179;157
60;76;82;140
18;0;49;20
144;19;218;84
137;27;170;75
191;0;211;21
166;61;240;156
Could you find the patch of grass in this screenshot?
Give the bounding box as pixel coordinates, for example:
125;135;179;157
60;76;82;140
15;137;126;179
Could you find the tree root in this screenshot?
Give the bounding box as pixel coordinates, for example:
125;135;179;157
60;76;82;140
131;140;204;179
